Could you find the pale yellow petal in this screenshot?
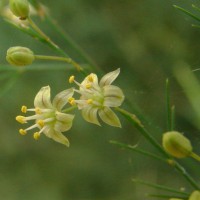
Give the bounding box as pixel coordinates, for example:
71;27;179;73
82;106;100;126
99;68;120;87
53;88;74;111
55;112;74;132
103;85;124;107
44;128;70;147
34;86;52;108
98;107;121;127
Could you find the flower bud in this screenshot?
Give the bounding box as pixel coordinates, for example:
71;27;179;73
189;191;200;200
9;0;30;20
162;131;192;158
6;46;35;66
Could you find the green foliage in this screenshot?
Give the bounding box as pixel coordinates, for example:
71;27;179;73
1;0;200;199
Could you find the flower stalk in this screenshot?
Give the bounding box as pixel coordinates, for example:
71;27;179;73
34;55;81;71
115;107;200;190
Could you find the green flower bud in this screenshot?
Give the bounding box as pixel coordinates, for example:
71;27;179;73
189;191;200;200
6;46;35;66
9;0;29;20
162;131;192;158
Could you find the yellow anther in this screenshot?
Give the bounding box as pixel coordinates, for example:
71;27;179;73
21;105;27;113
37;120;44;128
87;99;93;104
19;129;27;135
16;115;26;124
35;107;41;114
87;75;94;82
33;132;40;140
85;83;92;89
68;97;76;106
69;75;75;84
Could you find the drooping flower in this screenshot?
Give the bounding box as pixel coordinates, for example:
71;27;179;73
69;68;125;127
16;86;75;146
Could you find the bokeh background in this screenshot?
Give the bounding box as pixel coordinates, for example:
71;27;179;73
1;0;200;199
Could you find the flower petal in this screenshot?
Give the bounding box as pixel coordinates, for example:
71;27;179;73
55;112;74;132
103;85;125;107
53;88;74;111
34;86;52;108
81;73;99;90
99;68;120;87
98;107;121;127
43;127;70;147
82;106;100;126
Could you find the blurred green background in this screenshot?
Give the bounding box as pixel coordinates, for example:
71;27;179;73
1;0;200;199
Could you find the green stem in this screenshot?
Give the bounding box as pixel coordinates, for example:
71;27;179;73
45;15;101;73
28;17;58;49
174;5;200;22
35;55;72;62
192;4;200;13
190;152;200;162
27;17;87;75
171;105;175;131
173;161;200;190
115;107;200;189
110;140;167;162
132;179;189;196
115;107;168;156
34;55;81;71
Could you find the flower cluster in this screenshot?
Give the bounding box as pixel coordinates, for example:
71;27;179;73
16;69;125;146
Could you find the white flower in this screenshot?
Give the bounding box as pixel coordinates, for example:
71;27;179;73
16;86;75;146
69;68;124;127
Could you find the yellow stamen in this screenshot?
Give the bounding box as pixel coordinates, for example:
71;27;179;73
87;99;93;104
16;115;26;124
33;132;40;140
35;107;41;114
87;75;94;82
85;83;92;89
21;105;27;113
69;75;75;83
68;97;76;106
19;129;27;135
37;120;44;127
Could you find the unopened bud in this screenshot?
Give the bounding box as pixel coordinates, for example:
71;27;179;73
162;131;192;158
6;46;35;66
9;0;29;20
189;191;200;200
